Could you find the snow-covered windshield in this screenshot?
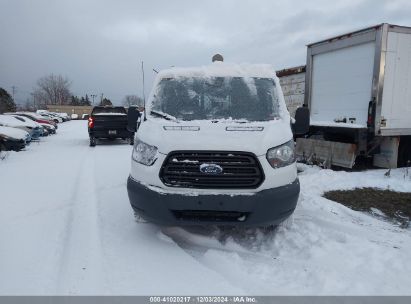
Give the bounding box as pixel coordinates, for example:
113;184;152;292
151;77;280;121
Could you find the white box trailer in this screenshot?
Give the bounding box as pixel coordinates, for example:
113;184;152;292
297;23;411;168
276;66;306;118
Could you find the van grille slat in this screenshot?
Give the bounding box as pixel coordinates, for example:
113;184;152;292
160;151;264;189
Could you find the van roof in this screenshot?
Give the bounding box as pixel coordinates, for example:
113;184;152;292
157;62;276;80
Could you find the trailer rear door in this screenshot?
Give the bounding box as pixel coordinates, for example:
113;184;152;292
380;31;411;136
310;42;375;127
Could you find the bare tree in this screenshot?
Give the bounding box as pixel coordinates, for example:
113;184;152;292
32;74;72;106
123;95;143;107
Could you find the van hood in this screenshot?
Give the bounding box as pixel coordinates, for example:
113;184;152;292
137;119;293;156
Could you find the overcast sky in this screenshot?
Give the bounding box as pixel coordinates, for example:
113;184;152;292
1;0;411;105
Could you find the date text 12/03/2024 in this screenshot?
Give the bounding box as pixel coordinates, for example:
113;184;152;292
149;296;257;303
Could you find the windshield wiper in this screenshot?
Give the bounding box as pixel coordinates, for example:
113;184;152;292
150;110;177;121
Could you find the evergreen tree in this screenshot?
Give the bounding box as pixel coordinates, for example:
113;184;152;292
100;98;113;106
70;95;80;106
0;88;17;113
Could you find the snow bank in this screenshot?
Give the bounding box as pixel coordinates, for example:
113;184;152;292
161;165;411;295
1;121;410;295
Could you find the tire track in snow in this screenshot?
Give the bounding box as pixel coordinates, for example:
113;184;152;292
55;147;106;294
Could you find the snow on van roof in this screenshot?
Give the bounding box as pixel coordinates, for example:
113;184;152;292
157;62;277;79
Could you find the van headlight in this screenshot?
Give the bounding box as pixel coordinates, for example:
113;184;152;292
266;140;295;168
132;139;158;166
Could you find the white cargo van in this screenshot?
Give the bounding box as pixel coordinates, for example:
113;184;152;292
126;59;309;226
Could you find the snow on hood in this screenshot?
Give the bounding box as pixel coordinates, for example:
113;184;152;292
0;126;29;140
0;114;31;128
10;115;39;128
16;112;49;121
137;119;293;156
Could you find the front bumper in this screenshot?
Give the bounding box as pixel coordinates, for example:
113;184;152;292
127;176;300;226
3;139;26;151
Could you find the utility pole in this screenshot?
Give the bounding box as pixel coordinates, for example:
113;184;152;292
100;93;104;105
90;94;97;105
11;86;17;100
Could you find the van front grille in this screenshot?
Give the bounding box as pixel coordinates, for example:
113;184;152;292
160;151;264;189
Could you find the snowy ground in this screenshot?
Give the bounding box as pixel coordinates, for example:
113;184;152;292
1;120;411;295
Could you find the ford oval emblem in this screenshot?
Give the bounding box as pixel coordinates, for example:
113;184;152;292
200;163;223;174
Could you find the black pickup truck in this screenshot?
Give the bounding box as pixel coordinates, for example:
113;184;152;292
88;106;135;146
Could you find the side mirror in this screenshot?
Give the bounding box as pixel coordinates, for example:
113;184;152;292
127;107;141;132
293;107;310;135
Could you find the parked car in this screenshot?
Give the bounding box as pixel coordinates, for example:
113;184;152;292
1;114;43;140
126;59;309;227
12;115;43;139
82;114;89;120
40;126;49;136
0;126;30;151
0;115;33;140
54;112;69;122
50;112;65;122
71;114;79;120
14;112;58;129
57;113;70;121
88;106;134;146
40;123;56;135
38;110;68;122
39;112;63;123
